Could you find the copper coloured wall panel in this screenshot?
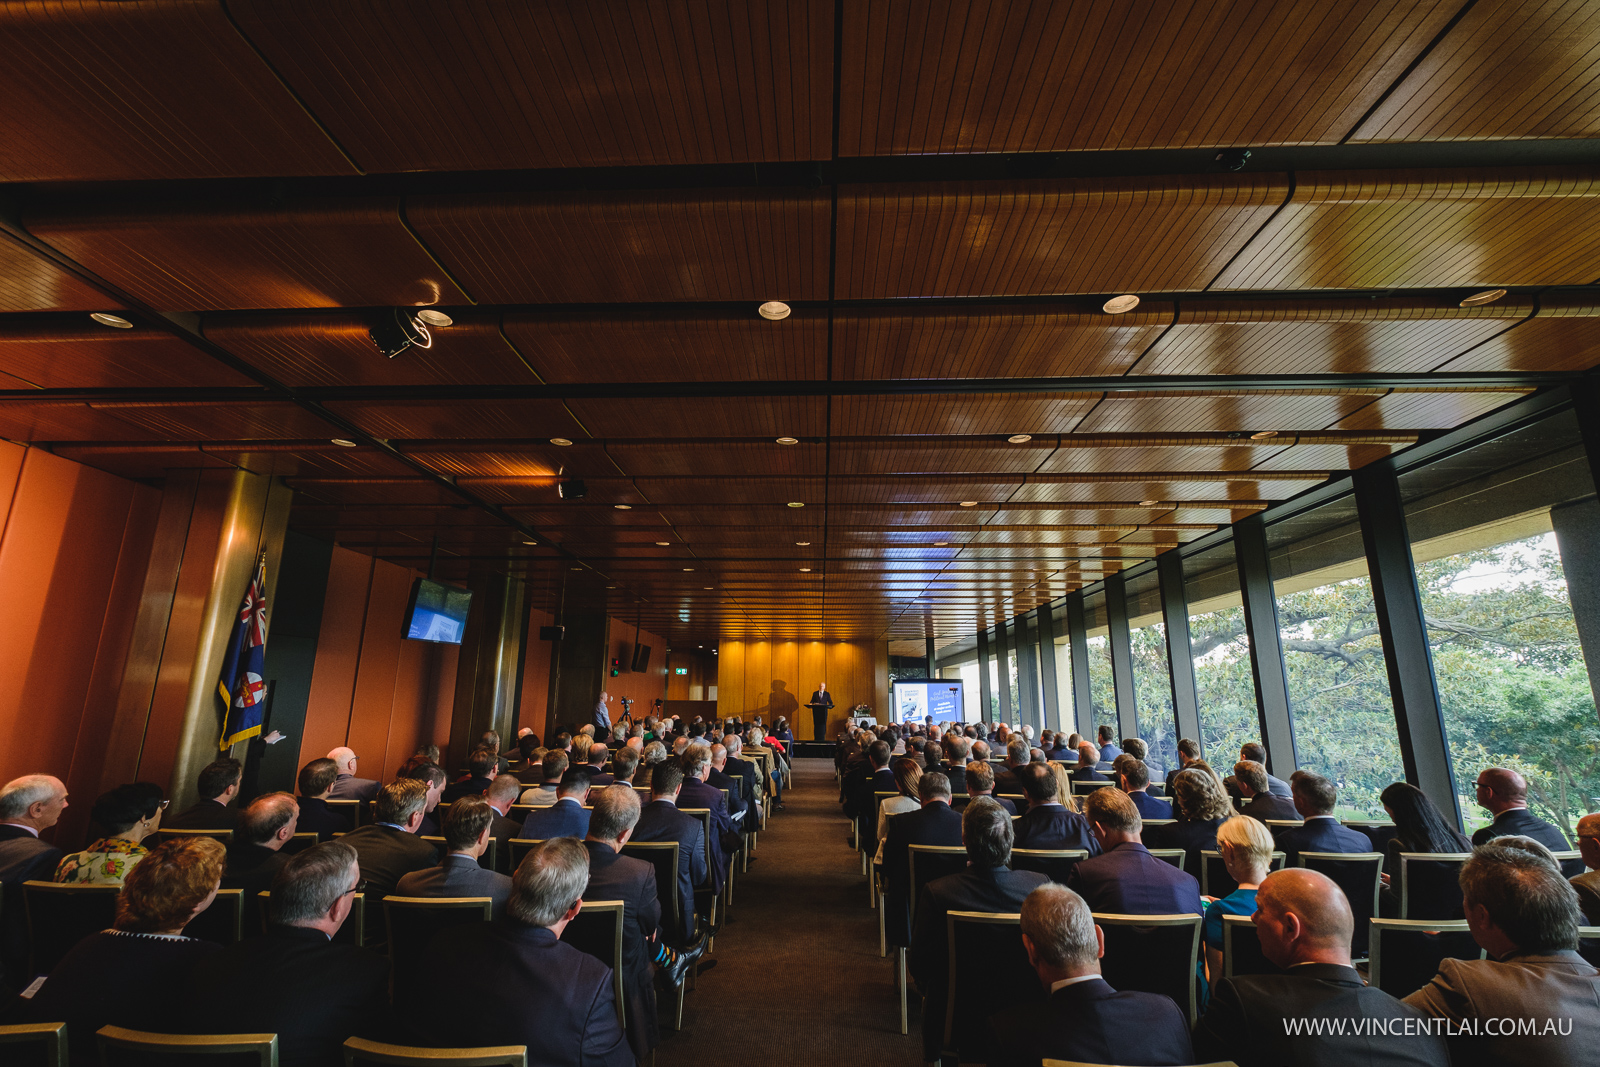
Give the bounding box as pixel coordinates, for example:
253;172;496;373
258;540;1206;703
29;199;469;311
831;393;1098;436
564;397;826;439
409;189;831;304
231;0;833;170
836;176;1288;298
1213;168;1600;291
0;1;353;181
324;400;587;441
504;310;827;382
1435;297;1600;373
839;0;1454;154
0;324;253;389
1074;392;1383;434
1326;390;1533;431
835;304;1172;379
0;241;111;312
1350;0;1600;142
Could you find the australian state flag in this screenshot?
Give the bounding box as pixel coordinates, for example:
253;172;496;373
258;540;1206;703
218;555;269;750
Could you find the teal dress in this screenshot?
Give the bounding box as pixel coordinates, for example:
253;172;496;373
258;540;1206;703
1199;886;1259;1009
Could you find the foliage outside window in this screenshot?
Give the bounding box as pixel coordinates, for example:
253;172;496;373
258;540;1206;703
1082;590;1117;738
1183;543;1261;764
1125;569;1179;780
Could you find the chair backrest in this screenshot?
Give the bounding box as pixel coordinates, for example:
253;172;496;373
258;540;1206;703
342;1037;527;1066
620;841;682;938
1368;919;1483;997
560;901;626;1028
325;799;367;827
1221;914;1277;978
1264;819;1302;831
279;833;320;856
255;891;365;948
1342;819;1398;853
382;896;492;998
1094;912;1203;1024
1071;781;1116;795
1146;849;1185;868
1010;849;1089;884
96;1024;278;1066
1297;852;1383;955
419;837;498;873
23;881;120;976
996;794;1027;807
0;1022;66;1067
944;911;1040;1055
1142;819;1176;828
183;888;244;945
507;804;546;822
906;846;968;927
506;839;546;873
156;828;233;843
1577;925;1600;969
679;809;716;887
1551;850;1585;880
1198;851;1286;897
1399;853;1472;920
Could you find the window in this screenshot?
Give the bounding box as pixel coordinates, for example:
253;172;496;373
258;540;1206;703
1124;567;1179;778
1052;629;1076;735
1082;590;1117;739
1182;541;1259;763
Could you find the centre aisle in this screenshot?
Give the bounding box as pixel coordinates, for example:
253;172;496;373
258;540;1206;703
657;757;922;1066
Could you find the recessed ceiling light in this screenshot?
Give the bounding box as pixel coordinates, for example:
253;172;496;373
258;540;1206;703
787;501;805;508
522;539;538;545
570;567;582;571
1459;288;1507;308
799;567;812;572
796;541;811;546
959;501;979;507
331;438;358;448
655;541;671;546
1139;499;1161;507
776;436;799;445
1102;294;1141;314
606;585;616;589
90;312;133;329
934;541;949;546
703;586;712;590
415;309;453;327
683;568;694;572
758;300;792;321
1249;430;1279;440
614;504;632;510
549;437;573;447
1007;434;1032;444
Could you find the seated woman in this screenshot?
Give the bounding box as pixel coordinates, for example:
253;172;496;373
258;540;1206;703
54;782;166;885
1203;815;1274;981
25;835;226;1065
874;758;923;866
1148;767;1232;877
1048;762;1081;813
1378;781;1472;917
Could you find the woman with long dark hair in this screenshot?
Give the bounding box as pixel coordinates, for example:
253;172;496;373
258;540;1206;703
1379;781;1473;916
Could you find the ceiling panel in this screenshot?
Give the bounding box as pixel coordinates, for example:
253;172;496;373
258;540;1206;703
1434;295;1600;373
1037;440;1291;473
829;438;1058;474
0;241;113;313
503;310;826;382
87;401;343;442
836;175;1288;298
404;445;612;479
605;441;825;477
1074;392;1384;434
1326;389;1533;431
322;400;588;441
0;320;253;389
828;476;1027;504
565;397;826;439
839;0;1454;154
632;477;827;506
29;198;467;311
831;393;1099;436
1214;167;1600;290
1248;440;1404;471
230;0;833;171
408;189;831;304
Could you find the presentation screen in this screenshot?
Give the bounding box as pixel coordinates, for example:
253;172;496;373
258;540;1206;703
403;579;473;644
891;678;969;724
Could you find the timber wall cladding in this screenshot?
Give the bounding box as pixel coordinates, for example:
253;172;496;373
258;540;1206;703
715;639;888;738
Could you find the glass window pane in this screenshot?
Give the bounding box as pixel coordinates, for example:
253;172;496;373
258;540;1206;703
1125;568;1178;778
1083;590;1116;740
1182;541;1259;762
1053;631;1075;735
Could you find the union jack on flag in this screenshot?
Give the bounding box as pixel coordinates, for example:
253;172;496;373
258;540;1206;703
218;554;269;750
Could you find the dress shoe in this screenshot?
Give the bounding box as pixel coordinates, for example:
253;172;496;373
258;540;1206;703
664;932;709;987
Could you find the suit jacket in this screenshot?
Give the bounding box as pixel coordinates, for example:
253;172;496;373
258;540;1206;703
0;825;62;990
1128;790;1173;820
1572;869;1600;925
179;924;392;1067
440;775;493;805
1197;963;1450;1067
1013;804;1101;854
581;840;661;1060
724;754;761;812
328;774;379;801
941;765;968;795
520;798;591;842
515;761;545;786
1473;809;1577;873
1145;816;1223;877
706;767;749;823
846;767;897;819
1276;815;1375;867
630;799;708;942
396;853;513;921
970;792;1017;815
221;840;290;934
294;797;350;841
677;776;737;891
1242;791;1302;823
1072;767;1110;783
987;977;1194;1067
1099;743;1123;763
881;801;965;947
993;767;1025;796
1404;949;1600;1067
164;797;239;830
487;808;521;861
407;919;632;1066
1068;842;1201;915
341;823;438;942
587;767;615;788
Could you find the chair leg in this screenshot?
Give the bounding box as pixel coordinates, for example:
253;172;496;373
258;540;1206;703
878;890;887;957
676;977;686;1030
898;948;908;1035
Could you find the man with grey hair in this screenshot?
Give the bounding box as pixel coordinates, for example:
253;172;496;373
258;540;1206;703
223;791;300;934
987;884;1194;1067
408;838;632;1065
1406;842;1600;1066
178;841;392;1065
0;774;68;989
678;743;738;892
341;778;438;943
995;737;1031;795
484;773;525;856
325;746;379;800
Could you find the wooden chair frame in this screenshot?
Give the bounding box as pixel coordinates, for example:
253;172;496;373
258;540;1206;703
1198;850;1285;896
1092;912;1203;1024
0;1022;66;1067
96;1024;277;1066
1146;848;1186;867
617;841;693;1031
943;910;1023;1048
154;828;232;841
342;1037;527;1066
507;839;546;873
184;887;243;944
1221;914;1270;979
1398;853;1473;919
904;845;966;1038
1297;851;1383;947
1010;848;1090;883
1367;918;1480;995
565;900;626;1030
678;809;720;947
23;881;121;977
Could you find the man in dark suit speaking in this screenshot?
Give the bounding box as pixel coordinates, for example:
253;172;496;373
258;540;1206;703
808;681;834;741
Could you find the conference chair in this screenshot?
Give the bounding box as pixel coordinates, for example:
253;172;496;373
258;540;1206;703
343;1038;526;1066
678;809;722;946
1095;913;1204;1024
182;888;243;945
559;900;627;1030
1010;848;1090;884
902;845;968;1036
864;791;898;890
1072;781;1116;796
997;794;1027;808
507;804;547;823
154;828;232;844
1368;919;1484;998
944;911;1040;1062
1044;1062;1238;1067
257;890;366;947
1220;915;1277;978
325;799;368;828
1145;848;1186;869
1398;853;1473;920
1199;851;1286;898
1264;819;1302;834
1577;926;1600;969
22;881;119;976
506;838;546;872
280;832;320;855
419;837;498;873
1342;819;1397;853
95;1025;277;1066
383;896;492;1002
1551;849;1585;879
0;1021;66;1067
619;841;693;1030
1143;819;1176;829
1298;852;1383;957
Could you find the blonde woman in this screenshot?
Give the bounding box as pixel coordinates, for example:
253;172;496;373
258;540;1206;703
1203;815;1275;980
875;758;923;865
1049;761;1081;814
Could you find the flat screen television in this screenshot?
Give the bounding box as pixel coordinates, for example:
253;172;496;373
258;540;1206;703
631;643;652;672
404;579;472;644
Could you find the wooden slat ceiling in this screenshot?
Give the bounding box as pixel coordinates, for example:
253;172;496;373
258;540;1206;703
1;0;1597;653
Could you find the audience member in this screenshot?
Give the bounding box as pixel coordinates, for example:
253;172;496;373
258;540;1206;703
294;758;351;840
325;747;379;801
966;760;1016;814
875;758;923;864
1275;771;1371;866
1202;815;1273;979
1165;737;1200;796
941;736;971;794
521;766;594;841
1235;760;1300;823
164;758;242;829
629;761;708;944
678;743;739;892
1147;766;1231;878
0;774;69;987
340;778;438;941
1379;782;1473;910
881;771;964;948
1097;725;1122;763
611;746;642;785
1073;743;1109;782
396;758;447;836
706;743;749;824
475;730;510;776
995;738;1031;795
1405;843;1600;1066
397;795;512;920
586;744;614;787
1224;743;1291;799
223;791;299;932
1471;768;1574;862
843;740;896;820
1068;787;1199;915
54;782;164;885
441;747;496;804
519;750;569;806
1115;756;1172;819
483;773;524;855
1570;812;1600;922
1014;763;1099;853
986;883;1195;1067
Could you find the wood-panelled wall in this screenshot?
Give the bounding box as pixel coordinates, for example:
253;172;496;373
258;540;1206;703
517;607;555;738
0;445;162;846
715;639;888;740
295;546;459;780
602;617;669;725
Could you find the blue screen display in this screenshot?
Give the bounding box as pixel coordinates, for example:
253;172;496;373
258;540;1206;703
404;580;472;644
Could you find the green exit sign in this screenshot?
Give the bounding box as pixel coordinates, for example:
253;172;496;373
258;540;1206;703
674;667;688;675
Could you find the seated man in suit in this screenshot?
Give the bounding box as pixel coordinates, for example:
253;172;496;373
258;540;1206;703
1224;742;1291;800
707;743;750;825
1571;812;1600;922
1275;770;1372;867
513;733;543;784
397;795;513;920
988;883;1195;1067
882;771;964;949
586;744;614;787
1235;760;1301;823
1471;767;1576;872
521;766;593;842
1068;785;1200;915
965;760;1016;814
475;730;511;777
406;837;632;1066
326;746;380;801
340;778;439;942
1073;742;1110;783
678;743;739;894
1114;755;1172;819
1096;725;1122;764
941;736;970;795
722;733;763;815
223;791;299;933
519;750;569;806
1164;737;1200;796
165;757;243;830
179;841;393;1067
843;740;895;820
1405;843;1600;1066
910;796;1050;1065
397;757;448;837
1013;763;1099;854
295;758;351;841
483;773;524;858
993;738;1031;796
441;747;497;805
610;746;642;786
0;774;69;991
629;761;708;944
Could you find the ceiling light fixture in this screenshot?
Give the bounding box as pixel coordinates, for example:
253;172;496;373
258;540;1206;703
613;504;632;510
655;541;671;546
796;541;811;546
368;307;433;357
934;541;949;546
1460;288;1507;308
1249;430;1279;440
558;479;586;500
570;567;582;572
331;438;358;448
549;438;573;447
1102;294;1141;314
800;567;812;572
776;436;799;445
683;568;695;572
959;500;979;507
522;540;538;545
704;586;712;590
758;300;792;321
1139;499;1160;507
787;501;805;508
415;309;453;327
90;312;133;329
1006;434;1032;444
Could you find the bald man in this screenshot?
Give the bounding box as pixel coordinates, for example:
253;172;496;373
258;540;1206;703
326;747;380;801
1194;869;1449;1067
1572;813;1600;922
1471;767;1573;864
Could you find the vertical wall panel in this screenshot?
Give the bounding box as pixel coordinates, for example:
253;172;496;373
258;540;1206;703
347;559;410;777
518;607;555;734
296;547;374;768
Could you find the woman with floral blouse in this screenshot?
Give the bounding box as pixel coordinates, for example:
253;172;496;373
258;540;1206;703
53;781;166;885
